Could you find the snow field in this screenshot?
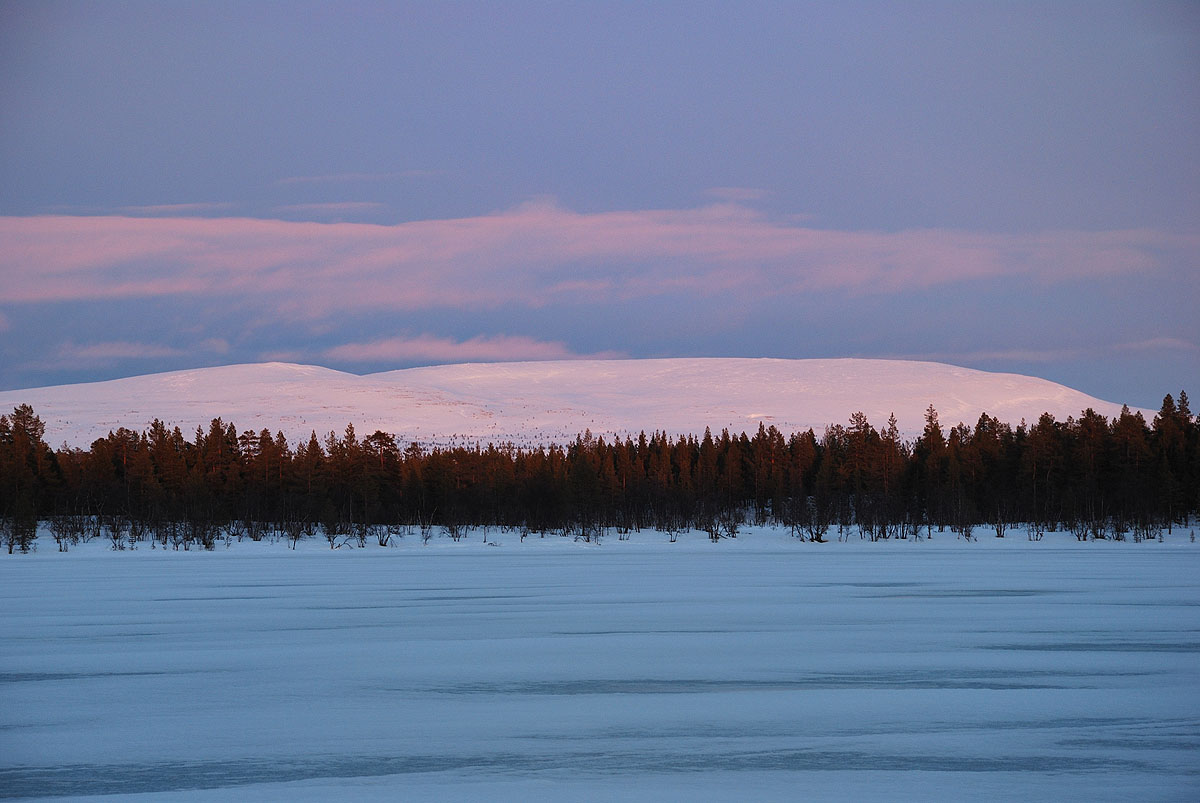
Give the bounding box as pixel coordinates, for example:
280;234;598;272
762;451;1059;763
0;358;1142;449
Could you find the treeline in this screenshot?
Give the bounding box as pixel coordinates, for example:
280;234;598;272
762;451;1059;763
1;393;1197;552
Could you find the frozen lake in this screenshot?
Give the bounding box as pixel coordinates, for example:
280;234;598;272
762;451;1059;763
3;530;1198;801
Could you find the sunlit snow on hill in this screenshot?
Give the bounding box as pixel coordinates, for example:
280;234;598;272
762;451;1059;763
0;358;1144;448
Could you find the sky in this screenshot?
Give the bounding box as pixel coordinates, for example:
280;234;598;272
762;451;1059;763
0;0;1197;409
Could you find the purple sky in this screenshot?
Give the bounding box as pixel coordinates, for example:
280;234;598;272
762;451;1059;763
1;1;1197;408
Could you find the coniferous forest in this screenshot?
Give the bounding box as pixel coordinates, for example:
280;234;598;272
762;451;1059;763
1;394;1197;553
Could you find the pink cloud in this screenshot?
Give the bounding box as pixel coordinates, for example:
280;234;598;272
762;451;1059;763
323;334;623;364
0;206;1193;318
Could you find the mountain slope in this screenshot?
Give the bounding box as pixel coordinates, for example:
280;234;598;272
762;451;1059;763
0;358;1142;448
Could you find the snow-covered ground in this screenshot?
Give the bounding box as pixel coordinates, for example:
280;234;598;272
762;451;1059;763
0;358;1143;448
3;528;1198;801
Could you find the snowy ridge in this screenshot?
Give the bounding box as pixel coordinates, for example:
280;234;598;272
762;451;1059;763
0;358;1143;448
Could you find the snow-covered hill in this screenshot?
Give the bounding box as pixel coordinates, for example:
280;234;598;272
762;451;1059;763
0;358;1144;448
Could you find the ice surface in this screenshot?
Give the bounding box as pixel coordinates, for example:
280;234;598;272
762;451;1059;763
2;529;1197;801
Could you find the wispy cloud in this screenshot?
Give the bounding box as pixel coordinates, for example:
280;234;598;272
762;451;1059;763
274;202;386;213
0;204;1193;319
33;338;231;373
258;349;306;363
118;202;237;215
56;340;184;362
272;202;387;219
323;334;623;364
704;187;769;202
892;348;1087;365
1114;337;1199;353
275;170;438;185
198;338;231;354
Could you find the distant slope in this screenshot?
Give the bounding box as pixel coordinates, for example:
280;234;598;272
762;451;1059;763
0;358;1143;448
